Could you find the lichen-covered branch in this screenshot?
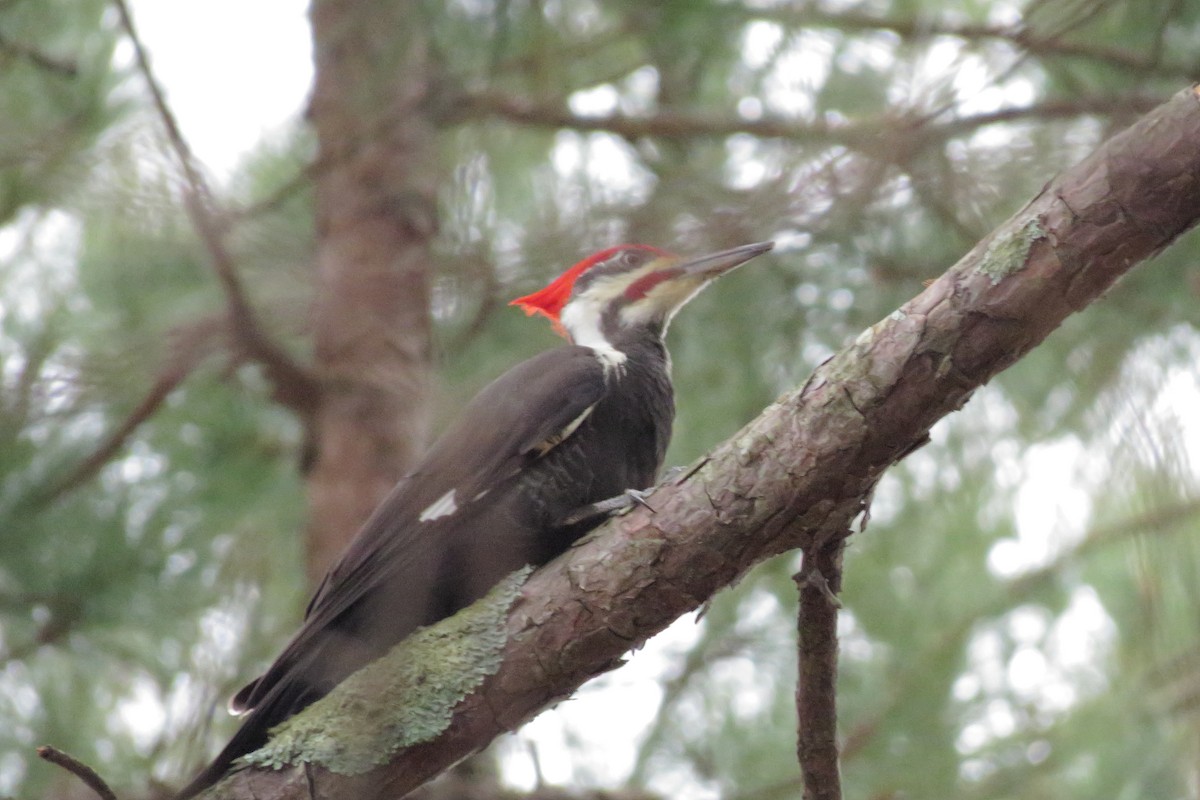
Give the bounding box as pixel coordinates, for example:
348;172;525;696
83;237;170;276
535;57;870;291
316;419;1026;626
204;86;1200;799
240;569;530;777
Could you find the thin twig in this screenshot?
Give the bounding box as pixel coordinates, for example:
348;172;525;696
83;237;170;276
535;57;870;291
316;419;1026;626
37;746;119;800
795;536;846;800
36;317;224;504
750;7;1174;75
110;0;319;416
228;159;320;224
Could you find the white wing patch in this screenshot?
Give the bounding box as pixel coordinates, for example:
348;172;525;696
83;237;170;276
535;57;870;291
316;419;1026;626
419;489;459;522
534;404;596;456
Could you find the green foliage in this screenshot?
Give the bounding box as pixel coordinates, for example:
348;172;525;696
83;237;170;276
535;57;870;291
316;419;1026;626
0;255;306;794
0;0;123;223
4;0;1200;798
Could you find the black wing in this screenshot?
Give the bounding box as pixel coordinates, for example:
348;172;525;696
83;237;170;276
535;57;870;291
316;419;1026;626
233;345;607;713
177;348;607;798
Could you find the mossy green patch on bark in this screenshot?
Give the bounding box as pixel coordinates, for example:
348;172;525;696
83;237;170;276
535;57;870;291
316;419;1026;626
977;217;1046;284
240;567;531;776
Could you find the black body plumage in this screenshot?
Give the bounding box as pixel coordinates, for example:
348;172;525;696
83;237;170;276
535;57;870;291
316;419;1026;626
176;338;673;798
176;240;771;798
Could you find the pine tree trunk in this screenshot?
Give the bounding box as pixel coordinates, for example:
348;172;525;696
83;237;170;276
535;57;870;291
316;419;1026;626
304;0;437;585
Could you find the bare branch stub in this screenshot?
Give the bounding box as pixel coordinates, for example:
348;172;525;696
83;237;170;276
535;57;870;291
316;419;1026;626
37;746;119;800
795;538;846;800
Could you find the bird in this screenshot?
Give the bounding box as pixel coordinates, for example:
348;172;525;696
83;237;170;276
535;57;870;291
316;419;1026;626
176;239;773;798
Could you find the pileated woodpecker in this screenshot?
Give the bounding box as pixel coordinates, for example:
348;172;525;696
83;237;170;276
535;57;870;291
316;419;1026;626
177;239;773;798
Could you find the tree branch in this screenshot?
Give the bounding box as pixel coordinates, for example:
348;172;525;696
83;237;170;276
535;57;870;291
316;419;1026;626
753;7;1179;76
795;537;845;800
449;89;1161;154
204;86;1200;799
112;0;320;416
37;746;118;800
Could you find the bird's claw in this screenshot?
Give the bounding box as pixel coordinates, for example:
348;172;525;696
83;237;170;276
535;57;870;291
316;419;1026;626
623;488;656;513
560;487;657;526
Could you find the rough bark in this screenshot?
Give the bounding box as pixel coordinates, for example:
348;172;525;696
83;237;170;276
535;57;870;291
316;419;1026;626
305;0;437;583
209;87;1200;799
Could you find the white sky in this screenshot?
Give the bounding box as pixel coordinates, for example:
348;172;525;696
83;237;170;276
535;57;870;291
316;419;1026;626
126;0;313;178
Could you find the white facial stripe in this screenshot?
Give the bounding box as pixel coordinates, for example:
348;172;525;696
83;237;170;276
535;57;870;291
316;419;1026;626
559;298;627;368
570;260;664;313
418;489;458;522
560;259;715;364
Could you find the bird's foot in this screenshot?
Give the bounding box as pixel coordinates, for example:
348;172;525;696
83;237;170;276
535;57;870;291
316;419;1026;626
560;488;657;526
619;487;657;513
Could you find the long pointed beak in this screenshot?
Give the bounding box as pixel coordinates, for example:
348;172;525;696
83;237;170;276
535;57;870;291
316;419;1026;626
677;240;774;278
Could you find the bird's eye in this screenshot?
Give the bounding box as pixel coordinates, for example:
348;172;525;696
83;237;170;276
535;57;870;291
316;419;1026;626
620;250;642;267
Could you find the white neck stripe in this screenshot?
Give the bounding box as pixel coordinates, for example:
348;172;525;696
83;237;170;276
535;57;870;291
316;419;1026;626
560;298;627;369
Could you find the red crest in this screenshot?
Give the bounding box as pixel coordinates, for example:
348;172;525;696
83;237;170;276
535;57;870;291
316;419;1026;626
510;245;667;327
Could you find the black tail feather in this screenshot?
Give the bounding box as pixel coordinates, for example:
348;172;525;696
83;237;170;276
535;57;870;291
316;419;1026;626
175;681;316;799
